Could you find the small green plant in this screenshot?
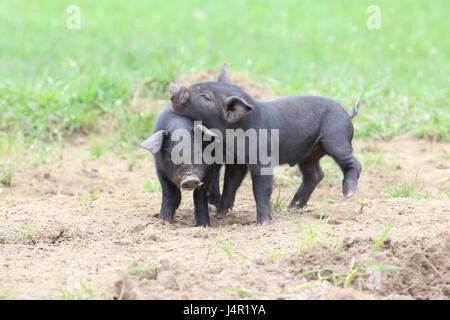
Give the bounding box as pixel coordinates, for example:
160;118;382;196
12;219;38;244
296;215;330;251
268;250;284;262
219;240;233;260
223;285;266;298
271;186;283;213
89;143;104;159
367;263;401;271
128;261;158;279
57;276;96;300
204;245;213;265
385;168;425;199
142;180;161;193
372;220;394;254
291;281;317;292
240;254;252;267
343;257;361;288
0;168;12;187
0;289;16;300
89;191;98;201
296;263;363;290
295;222;401;291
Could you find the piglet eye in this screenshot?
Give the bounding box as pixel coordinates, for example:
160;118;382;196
200;94;212;101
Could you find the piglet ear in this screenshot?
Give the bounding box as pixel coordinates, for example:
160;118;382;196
217;63;231;83
222;96;254;124
139;130;168;154
194;124;219;140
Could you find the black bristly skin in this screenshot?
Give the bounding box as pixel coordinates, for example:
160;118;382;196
144;107;221;227
170;70;362;225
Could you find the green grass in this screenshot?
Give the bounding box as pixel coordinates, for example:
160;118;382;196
89;191;98;201
294;221;401;291
385;169;425;199
371;220;394;253
296;214;339;251
0;219;40;245
128;261;158;279
268;250;285;262
57;274;96;300
0;167;12;187
0;289;16;300
0;0;449;160
386;182;424;199
219;240;234;260
223;285;266;298
271;186;284;212
89;142;104;159
142;180;161;193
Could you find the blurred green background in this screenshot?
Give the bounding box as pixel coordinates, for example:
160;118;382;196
0;0;449;157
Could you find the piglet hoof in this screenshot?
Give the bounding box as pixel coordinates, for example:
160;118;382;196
158;213;174;223
257;214;273;226
343;180;357;198
216;208;228;219
208;197;220;208
288;201;305;214
195;221;211;228
257;218;271;226
288;200;300;209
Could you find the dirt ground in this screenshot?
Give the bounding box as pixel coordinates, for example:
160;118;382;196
0;135;448;300
1;72;449;300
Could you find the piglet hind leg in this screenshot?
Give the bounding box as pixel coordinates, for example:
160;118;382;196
321;139;362;198
207;164;222;208
217;164;248;218
250;168;273;225
288;159;324;209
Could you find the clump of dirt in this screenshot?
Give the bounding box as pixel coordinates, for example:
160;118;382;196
272;233;450;299
0;219;73;245
112;259;180;300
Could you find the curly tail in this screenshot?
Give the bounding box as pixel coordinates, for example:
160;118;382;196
349;101;360;119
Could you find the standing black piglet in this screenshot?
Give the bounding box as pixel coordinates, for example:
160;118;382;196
140;107;221;227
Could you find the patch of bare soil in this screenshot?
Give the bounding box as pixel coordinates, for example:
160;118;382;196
0;135;449;300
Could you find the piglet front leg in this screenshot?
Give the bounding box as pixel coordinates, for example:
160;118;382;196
193;185;211;227
157;170;181;222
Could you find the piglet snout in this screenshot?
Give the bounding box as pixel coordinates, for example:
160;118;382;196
169;83;189;107
180;174;202;191
169;83;181;101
